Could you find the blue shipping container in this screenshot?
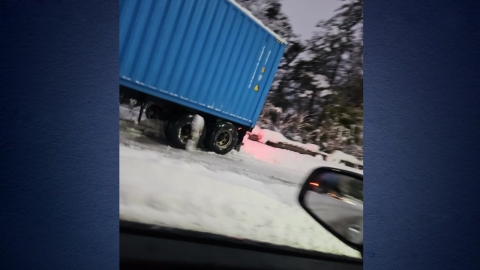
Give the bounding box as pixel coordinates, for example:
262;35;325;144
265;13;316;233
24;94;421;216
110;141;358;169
120;0;287;127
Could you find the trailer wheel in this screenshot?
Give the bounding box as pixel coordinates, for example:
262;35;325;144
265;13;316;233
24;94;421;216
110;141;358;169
169;114;206;149
163;120;172;140
234;128;247;152
145;104;162;119
207;121;238;155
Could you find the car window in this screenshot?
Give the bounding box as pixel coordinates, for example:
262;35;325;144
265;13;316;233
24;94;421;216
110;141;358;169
120;0;363;260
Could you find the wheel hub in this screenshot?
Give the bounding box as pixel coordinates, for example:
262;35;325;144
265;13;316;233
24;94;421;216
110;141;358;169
215;130;232;149
180;125;191;143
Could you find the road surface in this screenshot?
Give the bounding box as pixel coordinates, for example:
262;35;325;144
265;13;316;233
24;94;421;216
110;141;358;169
119;116;310;206
304;191;363;244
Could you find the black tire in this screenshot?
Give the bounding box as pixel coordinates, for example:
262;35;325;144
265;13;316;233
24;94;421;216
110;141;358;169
163;120;172;141
207;121;238;155
145;104;162;119
169;114;206;149
198;123;207;149
234;128;247;152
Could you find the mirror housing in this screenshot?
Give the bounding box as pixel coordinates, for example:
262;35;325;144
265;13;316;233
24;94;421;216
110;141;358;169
298;166;363;254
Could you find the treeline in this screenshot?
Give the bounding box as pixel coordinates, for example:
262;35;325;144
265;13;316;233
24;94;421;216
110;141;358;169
236;0;363;159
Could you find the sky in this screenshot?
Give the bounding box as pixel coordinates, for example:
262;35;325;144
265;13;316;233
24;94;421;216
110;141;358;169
280;0;343;40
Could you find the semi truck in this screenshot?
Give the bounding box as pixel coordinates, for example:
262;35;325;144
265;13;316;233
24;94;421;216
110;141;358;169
120;0;287;154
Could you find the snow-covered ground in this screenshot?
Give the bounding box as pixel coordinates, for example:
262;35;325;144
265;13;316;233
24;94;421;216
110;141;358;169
119;105;361;258
250;125;363;168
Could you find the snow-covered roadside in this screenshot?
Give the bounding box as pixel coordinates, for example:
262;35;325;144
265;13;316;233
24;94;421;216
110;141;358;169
120;145;360;258
250;125;321;153
239;138;363;176
248;125;363;169
119;105;359;176
240;138;330;174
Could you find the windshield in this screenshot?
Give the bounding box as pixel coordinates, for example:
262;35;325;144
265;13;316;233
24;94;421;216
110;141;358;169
120;0;363;260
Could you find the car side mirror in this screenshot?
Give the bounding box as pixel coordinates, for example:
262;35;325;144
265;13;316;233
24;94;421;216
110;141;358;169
298;167;363;254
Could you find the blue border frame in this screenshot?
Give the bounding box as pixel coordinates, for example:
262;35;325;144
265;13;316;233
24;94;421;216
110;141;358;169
2;0;480;269
1;1;119;269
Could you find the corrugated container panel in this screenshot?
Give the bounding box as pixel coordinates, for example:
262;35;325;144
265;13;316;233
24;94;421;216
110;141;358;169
120;0;287;127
